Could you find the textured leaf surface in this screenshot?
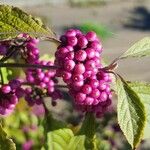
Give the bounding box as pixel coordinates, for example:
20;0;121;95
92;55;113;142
0;124;16;150
116;78;146;148
47;128;74;150
129;82;150;139
0;5;54;39
120;37;150;59
68;135;85;150
47;128;86;150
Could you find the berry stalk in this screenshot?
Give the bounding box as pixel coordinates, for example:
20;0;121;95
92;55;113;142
0;63;59;70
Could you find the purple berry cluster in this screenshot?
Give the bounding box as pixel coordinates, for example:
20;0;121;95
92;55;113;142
55;29;112;116
0;79;22;115
25;60;62;106
18;34;39;64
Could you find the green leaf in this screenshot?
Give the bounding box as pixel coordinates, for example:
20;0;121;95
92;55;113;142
129;82;150;139
46;128;85;150
0;67;9;83
120;37;150;59
77;112;96;149
0;5;54;40
95;139;111;150
46;128;74;150
116;77;146;149
68;135;86;150
0;124;16;150
78;112;96;139
44;114;66;132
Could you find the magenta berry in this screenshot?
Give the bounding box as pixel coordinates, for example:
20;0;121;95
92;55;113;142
85;97;94;105
75;50;87;61
78;36;88;48
67;36;78;46
82;84;92;94
75;92;86;103
64;60;75;71
86;48;95;59
72;74;84;82
66;29;76;37
0;81;22;115
74;63;85;74
1;85;11;94
85;60;96;71
90;89;100;98
86;31;97;41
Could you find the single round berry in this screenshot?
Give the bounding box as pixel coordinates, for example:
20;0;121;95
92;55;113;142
66;51;74;60
99;91;108;102
62;71;72;80
1;85;11;94
89;79;99;89
68;36;78;46
75;92;86;103
64;60;75;71
72;74;84;82
78;36;88;48
86;48;95;59
73;80;84;87
85;60;96;71
58;47;69;58
86;31;97;41
90;89;100;98
85;97;94;105
99;81;107;91
66;29;76;37
75;50;87;61
82;84;92;94
74;63;85;74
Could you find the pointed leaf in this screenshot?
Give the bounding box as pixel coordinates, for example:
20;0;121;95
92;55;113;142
46;128;74;150
129;82;150;139
120;37;150;59
78;112;96;139
0;5;54;39
0;124;16;150
116;77;146;148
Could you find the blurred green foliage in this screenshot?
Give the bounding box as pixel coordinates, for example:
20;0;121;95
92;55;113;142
78;22;113;40
69;0;107;7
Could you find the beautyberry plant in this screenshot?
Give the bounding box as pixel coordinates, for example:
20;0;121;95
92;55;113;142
0;4;150;150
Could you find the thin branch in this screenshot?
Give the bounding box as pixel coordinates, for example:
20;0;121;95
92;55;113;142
0;69;4;84
40;36;61;44
0;63;59;70
21;82;68;89
55;85;68;88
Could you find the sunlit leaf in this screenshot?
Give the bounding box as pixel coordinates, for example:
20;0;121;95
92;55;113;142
116;77;146;149
129;81;150;139
0;5;54;39
120;37;150;59
46;128;74;150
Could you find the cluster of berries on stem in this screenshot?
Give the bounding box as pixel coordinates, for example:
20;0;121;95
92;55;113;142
0;29;113;117
55;29;112;117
